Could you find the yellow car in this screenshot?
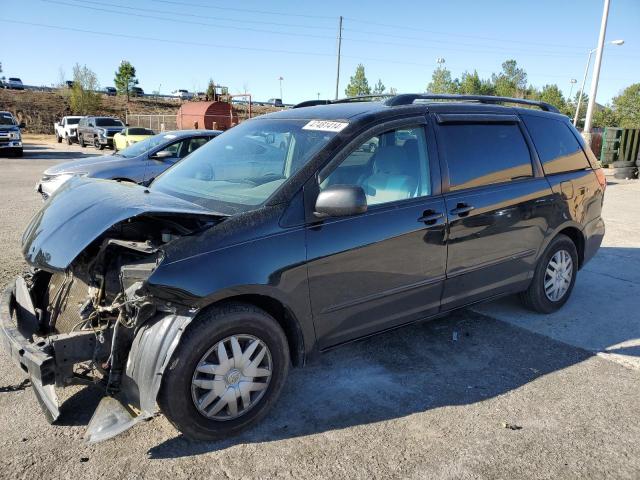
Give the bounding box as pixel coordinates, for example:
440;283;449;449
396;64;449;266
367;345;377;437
113;127;155;152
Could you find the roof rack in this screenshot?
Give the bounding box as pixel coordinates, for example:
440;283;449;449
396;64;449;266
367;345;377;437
292;94;393;109
384;94;559;113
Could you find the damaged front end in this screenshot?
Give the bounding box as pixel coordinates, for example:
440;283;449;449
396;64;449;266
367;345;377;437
0;177;225;442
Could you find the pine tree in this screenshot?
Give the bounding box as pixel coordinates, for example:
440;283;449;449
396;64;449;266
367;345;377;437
345;64;371;97
114;61;138;102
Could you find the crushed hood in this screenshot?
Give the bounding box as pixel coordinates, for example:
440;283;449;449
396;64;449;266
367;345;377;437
22;177;223;271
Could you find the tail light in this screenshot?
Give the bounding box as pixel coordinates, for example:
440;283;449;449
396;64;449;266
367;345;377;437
594;168;607;191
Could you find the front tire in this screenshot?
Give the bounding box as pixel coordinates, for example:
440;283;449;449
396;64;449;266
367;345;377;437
79;135;85;147
520;234;578;313
66;135;73;145
56;133;62;143
158;303;290;441
94;137;104;150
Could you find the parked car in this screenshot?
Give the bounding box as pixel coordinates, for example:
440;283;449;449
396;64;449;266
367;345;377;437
54;116;83;145
77;116;125;150
268;98;284;107
2;94;606;443
65;80;75;89
131;86;144;97
113;127;155;152
5;77;24;90
0;111;25;156
172;89;194;100
36;130;220;198
104;87;117;96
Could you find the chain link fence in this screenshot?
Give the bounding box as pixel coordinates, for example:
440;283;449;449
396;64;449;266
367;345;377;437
125;114;177;132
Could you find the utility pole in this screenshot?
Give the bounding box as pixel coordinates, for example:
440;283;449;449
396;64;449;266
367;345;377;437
335;16;343;100
583;0;610;136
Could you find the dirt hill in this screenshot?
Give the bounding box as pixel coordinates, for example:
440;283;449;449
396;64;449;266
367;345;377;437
0;89;281;134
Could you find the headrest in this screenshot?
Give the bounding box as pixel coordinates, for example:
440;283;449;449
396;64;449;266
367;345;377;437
373;146;408;175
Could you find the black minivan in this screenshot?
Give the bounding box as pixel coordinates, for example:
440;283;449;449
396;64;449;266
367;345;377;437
1;94;605;442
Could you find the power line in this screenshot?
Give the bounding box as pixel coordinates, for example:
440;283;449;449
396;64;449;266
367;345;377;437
151;0;336;20
43;0;336;41
59;0;337;31
1;19;335;57
45;0;636;60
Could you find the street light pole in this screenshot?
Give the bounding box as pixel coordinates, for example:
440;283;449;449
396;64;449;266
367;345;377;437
573;38;623;127
335;16;343;100
278;76;283;102
573;49;595;126
583;0;610;135
568;78;577;103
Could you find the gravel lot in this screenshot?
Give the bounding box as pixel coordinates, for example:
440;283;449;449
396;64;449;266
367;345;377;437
0;137;639;479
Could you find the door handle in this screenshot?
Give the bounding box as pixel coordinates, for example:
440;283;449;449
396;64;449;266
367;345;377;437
418;210;444;225
450;203;474;217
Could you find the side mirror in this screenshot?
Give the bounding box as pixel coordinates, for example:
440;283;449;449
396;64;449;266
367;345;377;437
314;185;367;218
19;122;26;129
152;150;174;159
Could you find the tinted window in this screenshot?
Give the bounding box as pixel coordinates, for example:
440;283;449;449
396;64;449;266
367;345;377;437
321;126;430;206
440;123;532;191
524;115;590;175
96;118;124;127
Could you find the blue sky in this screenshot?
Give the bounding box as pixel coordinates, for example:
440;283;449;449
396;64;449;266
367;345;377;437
3;0;639;104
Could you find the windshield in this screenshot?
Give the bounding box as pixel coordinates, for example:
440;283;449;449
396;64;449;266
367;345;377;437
128;127;154;135
67;118;80;125
96;118;124;127
0;114;16;126
152;118;339;213
118;132;179;158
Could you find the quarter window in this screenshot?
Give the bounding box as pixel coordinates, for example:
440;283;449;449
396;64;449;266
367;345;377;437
523;115;590;175
440;123;532;191
320;126;430;206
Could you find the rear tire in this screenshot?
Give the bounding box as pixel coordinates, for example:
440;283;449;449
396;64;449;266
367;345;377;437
520;234;578;314
612;167;637;179
158;303;290;441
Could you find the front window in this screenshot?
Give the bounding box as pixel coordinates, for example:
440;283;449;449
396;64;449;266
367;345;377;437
95;118;124;127
118;132;179;158
67;118;81;125
152;118;339;213
0;114;16;126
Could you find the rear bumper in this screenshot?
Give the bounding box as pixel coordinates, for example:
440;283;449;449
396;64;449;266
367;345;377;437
0;280;60;422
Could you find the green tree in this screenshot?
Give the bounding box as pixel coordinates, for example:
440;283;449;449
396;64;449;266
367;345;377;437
427;66;458;94
492;59;527;97
69;63;101;115
114;60;138;101
612;83;640;128
206;79;216;101
458;70;494;95
591;106;619;128
537;84;566;111
372;78;386;95
345;64;371;97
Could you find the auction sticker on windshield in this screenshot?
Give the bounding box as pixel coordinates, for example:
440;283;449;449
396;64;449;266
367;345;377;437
302;120;348;132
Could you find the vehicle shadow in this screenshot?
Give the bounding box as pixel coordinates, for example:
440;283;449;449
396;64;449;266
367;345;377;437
147;309;593;459
472;246;640;365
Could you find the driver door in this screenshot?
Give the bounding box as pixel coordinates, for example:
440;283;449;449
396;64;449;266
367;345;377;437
305;118;447;349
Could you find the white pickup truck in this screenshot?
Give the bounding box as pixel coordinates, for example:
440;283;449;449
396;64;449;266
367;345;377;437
54;116;83;145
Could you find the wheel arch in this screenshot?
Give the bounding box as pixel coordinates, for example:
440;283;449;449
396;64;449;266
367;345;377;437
197;292;308;368
540;222;586;269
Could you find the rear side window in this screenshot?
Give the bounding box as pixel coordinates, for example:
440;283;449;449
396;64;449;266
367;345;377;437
440;123;532;191
524;116;590;174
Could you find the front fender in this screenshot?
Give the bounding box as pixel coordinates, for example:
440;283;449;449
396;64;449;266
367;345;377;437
85;310;196;442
